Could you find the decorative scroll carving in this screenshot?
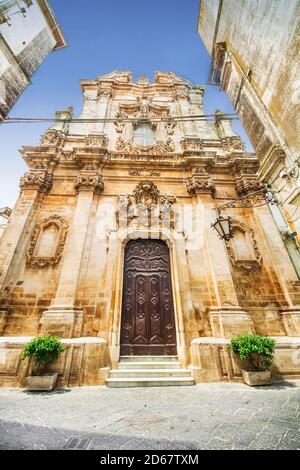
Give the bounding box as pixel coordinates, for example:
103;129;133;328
128;168;161;177
222;136;246;152
225;220;262;272
116;181;177;230
97;88;112;99
32;162;47;170
40;129;62;146
181;138;203;152
166;120;176;135
85;134;108;148
83;163;98;171
173;89;189;100
26;215;68;268
20;170;52;193
116;137;174;155
137;76;150;86
74;172;104;194
186;169;215;196
133;180;159;206
235;175;265;197
60;151;77;162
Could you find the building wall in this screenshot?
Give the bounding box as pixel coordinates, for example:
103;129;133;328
1;71;300;384
0;0;66;120
198;0;300;240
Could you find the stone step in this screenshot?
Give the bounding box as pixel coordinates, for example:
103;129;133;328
117;361;181;370
106;377;195;388
110;368;191;378
119;355;178;362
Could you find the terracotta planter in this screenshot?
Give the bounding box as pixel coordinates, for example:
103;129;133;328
242;369;272;386
26;373;58;391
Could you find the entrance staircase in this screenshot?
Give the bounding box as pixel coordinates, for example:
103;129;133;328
106;356;195;387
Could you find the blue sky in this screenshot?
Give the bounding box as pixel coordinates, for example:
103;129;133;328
0;0;252;208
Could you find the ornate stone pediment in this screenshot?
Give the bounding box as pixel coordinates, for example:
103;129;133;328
26;215;68;269
186;169;215;196
116;181;177;230
20;170;52;193
225;220;262;272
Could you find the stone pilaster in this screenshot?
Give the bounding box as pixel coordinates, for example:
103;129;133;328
281;308;300;337
0;309;8;335
186;171;254;338
0;169;52;292
40;172;104;338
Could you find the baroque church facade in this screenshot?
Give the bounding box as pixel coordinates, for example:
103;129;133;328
1;71;300;387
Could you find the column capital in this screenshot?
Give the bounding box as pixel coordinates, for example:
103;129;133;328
235;174;265;197
19;170;52;193
186;169;215;196
74;172;104;194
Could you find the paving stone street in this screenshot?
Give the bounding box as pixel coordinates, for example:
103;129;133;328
0;381;300;450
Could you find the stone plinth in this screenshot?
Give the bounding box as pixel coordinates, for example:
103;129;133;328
281;308;300;336
209;306;255;338
0;336;108;387
190;336;300;383
40;308;83;338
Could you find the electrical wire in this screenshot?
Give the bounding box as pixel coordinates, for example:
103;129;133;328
2;113;239;125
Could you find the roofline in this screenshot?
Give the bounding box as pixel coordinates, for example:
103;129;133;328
37;0;67;50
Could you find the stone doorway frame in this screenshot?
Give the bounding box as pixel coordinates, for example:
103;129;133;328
120;237;177;356
105;228;193;368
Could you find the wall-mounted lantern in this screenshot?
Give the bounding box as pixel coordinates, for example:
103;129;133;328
211;214;233;241
211;184;277;240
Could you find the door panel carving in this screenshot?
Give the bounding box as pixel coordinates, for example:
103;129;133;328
120;239;177;355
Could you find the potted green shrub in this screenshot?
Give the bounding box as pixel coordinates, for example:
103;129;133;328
229;334;276;386
21;335;65;391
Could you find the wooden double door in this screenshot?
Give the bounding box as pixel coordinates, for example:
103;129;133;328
120;239;177;355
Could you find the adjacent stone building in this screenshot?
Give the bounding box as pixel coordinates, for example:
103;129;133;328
198;0;300;261
1;71;300;387
0;0;66;120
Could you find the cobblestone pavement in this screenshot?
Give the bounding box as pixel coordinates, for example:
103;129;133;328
0;381;300;450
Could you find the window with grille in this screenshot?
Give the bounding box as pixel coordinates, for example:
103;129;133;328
133;124;156;146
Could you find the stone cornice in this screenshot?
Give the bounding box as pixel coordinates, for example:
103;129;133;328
258;145;286;182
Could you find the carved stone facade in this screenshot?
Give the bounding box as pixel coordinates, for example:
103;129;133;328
1;71;300;387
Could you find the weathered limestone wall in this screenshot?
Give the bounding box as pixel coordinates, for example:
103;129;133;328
199;0;300;160
198;0;300;243
0;0;66;120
